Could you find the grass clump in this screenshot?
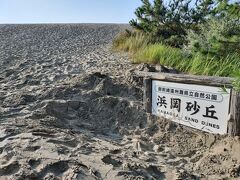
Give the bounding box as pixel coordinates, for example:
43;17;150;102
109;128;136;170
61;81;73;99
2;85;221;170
112;30;149;53
113;32;240;78
133;44;183;65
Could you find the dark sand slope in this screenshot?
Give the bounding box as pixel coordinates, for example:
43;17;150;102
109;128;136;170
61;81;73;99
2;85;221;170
0;24;240;179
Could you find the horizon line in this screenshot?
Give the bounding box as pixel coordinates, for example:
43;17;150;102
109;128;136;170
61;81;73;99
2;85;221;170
0;22;130;25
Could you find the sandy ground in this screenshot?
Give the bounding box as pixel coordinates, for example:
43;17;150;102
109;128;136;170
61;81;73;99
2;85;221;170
0;24;240;180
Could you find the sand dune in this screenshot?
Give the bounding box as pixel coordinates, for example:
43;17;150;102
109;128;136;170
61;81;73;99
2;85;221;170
0;24;239;179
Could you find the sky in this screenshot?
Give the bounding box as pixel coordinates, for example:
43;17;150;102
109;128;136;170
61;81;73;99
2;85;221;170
0;0;142;24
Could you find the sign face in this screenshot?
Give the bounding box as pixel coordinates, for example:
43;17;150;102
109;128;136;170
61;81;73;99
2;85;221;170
152;80;231;135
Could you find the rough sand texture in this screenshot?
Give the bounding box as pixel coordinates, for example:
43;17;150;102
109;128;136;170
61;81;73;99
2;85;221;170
0;24;240;179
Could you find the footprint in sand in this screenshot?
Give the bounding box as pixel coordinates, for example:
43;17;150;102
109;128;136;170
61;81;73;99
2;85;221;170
0;161;20;176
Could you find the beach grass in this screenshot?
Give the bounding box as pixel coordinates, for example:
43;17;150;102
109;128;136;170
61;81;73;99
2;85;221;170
112;32;240;89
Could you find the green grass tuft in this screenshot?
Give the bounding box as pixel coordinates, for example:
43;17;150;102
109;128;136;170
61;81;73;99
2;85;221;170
112;32;240;90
